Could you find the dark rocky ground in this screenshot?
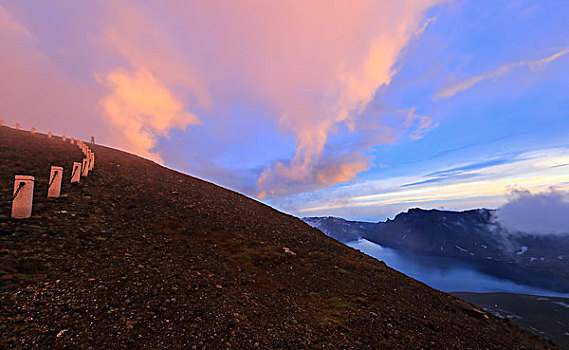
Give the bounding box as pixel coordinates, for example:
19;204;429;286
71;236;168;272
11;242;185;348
0;125;561;349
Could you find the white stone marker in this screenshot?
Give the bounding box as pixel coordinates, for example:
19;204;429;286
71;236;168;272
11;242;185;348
86;150;91;169
47;166;63;198
71;162;81;183
82;158;89;177
31;127;36;135
62;135;66;142
48;131;52;138
11;175;34;219
70;137;75;145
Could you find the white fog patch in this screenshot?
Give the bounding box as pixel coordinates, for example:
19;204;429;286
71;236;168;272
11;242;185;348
495;189;569;235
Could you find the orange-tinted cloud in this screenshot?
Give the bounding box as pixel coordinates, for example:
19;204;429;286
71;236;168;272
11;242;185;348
98;68;201;163
80;1;211;162
101;1;211;108
257;152;370;199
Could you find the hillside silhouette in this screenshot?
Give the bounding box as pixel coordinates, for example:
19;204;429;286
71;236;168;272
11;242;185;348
0;125;560;349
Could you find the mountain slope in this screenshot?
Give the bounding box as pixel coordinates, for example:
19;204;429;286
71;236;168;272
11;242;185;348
0;125;559;349
304;210;569;293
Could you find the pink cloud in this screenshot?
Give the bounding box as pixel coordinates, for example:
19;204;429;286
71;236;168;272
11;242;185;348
97;68;201;163
0;5;102;139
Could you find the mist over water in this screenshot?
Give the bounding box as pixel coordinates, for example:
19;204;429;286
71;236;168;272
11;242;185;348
495;189;569;235
347;238;569;297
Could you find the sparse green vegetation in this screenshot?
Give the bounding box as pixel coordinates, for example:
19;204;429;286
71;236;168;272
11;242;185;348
328;297;351;309
230;245;287;269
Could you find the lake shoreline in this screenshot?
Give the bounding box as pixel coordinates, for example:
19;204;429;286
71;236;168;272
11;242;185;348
347;238;569;298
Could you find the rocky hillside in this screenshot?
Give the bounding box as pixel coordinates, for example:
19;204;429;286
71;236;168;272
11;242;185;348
304;210;569;293
0;125;560;349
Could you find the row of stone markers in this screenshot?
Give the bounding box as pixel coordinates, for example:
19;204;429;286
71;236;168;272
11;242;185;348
10;125;96;219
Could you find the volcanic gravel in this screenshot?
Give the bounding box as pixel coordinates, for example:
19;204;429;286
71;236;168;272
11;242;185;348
0;125;560;349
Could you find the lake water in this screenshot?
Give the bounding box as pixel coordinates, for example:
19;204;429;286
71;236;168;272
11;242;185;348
347;238;569;297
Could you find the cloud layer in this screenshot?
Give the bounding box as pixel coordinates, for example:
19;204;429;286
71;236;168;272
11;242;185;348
293;147;569;221
1;1;444;197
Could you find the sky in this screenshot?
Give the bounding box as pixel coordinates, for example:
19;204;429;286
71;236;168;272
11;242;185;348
1;1;568;222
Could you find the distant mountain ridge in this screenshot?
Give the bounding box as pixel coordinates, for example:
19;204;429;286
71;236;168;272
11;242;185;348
304;208;569;293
